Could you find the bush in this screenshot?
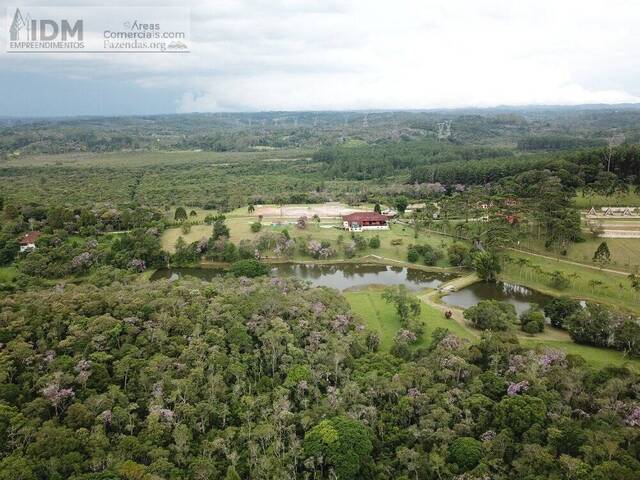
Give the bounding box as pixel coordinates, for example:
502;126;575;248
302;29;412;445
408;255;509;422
464;300;516;331
520;308;545;334
447;242;470;266
544;297;581;329
250;222;262;233
407;248;419;263
368;236;380;249
448;437;484;472
548;270;570;290
390;238;403;246
422;248;442;266
229;259;270;278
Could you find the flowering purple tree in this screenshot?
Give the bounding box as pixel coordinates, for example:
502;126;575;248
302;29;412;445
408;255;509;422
624;405;640;427
70;252;94;272
296;216;308;230
128;258;146;272
42;377;75;415
507;380;529;396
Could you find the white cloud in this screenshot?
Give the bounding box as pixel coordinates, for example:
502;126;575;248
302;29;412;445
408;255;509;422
3;0;640;113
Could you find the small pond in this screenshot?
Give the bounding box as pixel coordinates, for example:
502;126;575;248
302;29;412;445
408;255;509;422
150;263;453;291
441;281;552;316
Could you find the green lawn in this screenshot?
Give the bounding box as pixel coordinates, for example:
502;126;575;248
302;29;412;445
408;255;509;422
163;211;456;265
573;189;640;208
502;251;640;313
0;267;17;282
345;288;475;350
520;229;640;272
346;287;640;371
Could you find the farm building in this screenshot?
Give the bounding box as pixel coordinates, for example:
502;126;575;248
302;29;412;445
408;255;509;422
587;207;639;217
342;212;390;232
19;231;41;252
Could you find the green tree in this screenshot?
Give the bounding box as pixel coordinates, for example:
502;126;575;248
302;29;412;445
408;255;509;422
395;197;408;214
382;285;421;325
448;437;484;472
304;416;373;480
544;297;581;329
593;241;611;267
464;300;516;331
447;242;470;267
229;259;270;278
174;207;187;222
473;251;501;282
495;395;547;435
520;307;545;334
374;202;382;214
212;219;230;240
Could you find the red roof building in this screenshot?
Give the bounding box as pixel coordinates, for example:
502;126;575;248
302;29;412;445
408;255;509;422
342;213;389;231
19;231;41;252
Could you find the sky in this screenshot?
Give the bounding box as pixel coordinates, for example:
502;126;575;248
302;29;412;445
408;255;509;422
2;0;640;117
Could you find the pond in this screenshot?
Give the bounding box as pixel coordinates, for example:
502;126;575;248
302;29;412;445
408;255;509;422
150;263;453;291
441;281;552;316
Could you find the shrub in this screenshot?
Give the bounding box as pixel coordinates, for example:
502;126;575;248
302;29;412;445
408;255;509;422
544;297;581;329
229;259;270;278
464;300;516;331
368;236;380;249
407;248;419;263
447;242;470;266
422;247;443;266
548;270;570;290
250;222;262;233
520;308;545;334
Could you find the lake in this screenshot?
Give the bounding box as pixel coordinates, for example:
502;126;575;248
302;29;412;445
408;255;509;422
150;263;453;291
441;281;552;316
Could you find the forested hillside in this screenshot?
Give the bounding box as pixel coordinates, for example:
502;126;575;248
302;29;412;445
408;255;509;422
1;276;639;479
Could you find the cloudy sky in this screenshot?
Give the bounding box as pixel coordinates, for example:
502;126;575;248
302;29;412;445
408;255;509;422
2;0;640;116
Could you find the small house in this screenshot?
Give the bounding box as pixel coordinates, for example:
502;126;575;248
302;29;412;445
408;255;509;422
19;231;41;252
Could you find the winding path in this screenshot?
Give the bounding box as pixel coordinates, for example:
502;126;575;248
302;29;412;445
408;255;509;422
418;274;573;343
507;247;632;276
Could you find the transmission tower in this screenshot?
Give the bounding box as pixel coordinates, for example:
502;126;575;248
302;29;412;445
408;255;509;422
437;121;452;140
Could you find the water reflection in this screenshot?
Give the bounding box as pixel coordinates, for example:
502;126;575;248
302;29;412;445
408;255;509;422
441;281;552;316
150;263;452;291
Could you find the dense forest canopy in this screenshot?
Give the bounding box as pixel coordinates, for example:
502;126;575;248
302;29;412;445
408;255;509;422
1;276;639;479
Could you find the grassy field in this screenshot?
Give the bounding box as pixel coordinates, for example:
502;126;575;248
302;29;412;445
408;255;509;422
347;287;640;370
501;251;640;313
162;204;458;262
520;235;640;272
573;189;640;208
345;288;475;350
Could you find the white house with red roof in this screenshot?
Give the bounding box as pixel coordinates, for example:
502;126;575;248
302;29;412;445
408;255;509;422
19;231;41;252
342;212;390;232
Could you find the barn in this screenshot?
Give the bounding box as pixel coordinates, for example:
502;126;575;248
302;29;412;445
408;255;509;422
342;213;390;232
